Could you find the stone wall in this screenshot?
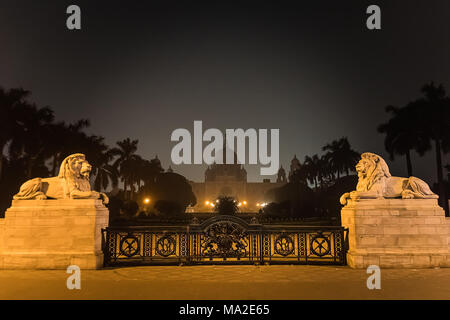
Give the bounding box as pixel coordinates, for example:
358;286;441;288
0;199;108;269
341;199;450;268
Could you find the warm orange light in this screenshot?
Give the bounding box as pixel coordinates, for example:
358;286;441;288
238;202;242;207
205;201;210;205
210;203;215;207
256;203;260;207
243;201;247;205
144;198;150;204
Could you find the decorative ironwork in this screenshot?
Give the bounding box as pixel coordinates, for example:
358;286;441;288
299;233;306;258
143;233;152;257
180;233;188;257
274;234;294;256
263;234;270;257
310;232;331;257
201;222;248;259
102;216;348;266
119;235;140;257
156;235;176;257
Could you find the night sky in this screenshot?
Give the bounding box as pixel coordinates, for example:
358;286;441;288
1;0;449;183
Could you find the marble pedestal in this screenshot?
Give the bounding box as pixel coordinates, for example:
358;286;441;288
0;199;109;269
341;199;450;268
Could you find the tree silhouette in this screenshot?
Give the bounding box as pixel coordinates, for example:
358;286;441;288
48;119;91;176
303;155;320;188
110;138;140;200
378;102;430;176
378;82;450;215
0;86;192;216
0;87;31;180
8;103;55;178
87;143;119;192
419;83;450;214
322;137;359;179
214;196;239;215
151;172;197;214
140;157;164;190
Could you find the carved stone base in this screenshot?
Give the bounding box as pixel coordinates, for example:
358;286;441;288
0;199;109;269
341;199;450;268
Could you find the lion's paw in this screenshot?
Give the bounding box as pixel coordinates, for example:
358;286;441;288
340;192;350;205
35;194;47;200
401;191;414;199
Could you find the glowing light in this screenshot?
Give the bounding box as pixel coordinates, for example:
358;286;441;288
238;202;242;207
205;201;210;205
144;198;150;204
216;199;219;203
210;203;215;207
243;201;247;205
256;203;260;207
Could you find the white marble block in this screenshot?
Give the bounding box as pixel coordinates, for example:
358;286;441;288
0;199;109;269
341;198;450;268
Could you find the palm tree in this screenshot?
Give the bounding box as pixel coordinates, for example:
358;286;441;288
140;157;164;190
303;155;320;188
92;149;119;192
317;154;334;186
47;121;69;176
378;103;430;177
322;137;359;179
0;87;31;180
110;138;140;200
8;103;55;178
47;119;91;176
127;155;145;199
289;164;309;185
419;83;450;214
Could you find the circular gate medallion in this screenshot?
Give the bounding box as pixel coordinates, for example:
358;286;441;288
274;234;294;256
310;234;331;257
119;235;140;257
201;222;248;258
156;235;176;257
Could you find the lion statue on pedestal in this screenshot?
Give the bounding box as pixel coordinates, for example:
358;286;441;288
340;152;438;205
13;153;109;204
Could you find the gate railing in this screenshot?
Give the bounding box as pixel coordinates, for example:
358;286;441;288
102;215;348;266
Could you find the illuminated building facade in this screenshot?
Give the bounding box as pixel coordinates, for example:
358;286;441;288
189;149;299;212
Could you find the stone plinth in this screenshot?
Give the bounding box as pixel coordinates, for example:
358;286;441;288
341;199;450;268
0;199;109;269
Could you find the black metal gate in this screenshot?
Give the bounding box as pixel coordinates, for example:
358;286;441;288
102;215;348;266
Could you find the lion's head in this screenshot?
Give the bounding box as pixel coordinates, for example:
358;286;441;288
58;153;92;181
355;152;391;191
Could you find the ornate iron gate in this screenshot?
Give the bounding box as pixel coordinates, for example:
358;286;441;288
102;215;348;266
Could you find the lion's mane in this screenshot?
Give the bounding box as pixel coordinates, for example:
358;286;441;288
356;152;391;192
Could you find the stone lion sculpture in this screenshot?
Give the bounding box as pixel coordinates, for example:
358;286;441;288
13;153;109;204
340;152;437;205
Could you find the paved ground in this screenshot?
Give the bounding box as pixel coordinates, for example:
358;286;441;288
1;265;450;300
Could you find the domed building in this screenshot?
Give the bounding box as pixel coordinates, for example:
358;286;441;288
189;148;298;212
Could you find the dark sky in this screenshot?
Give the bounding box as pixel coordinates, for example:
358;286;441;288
1;0;449;183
